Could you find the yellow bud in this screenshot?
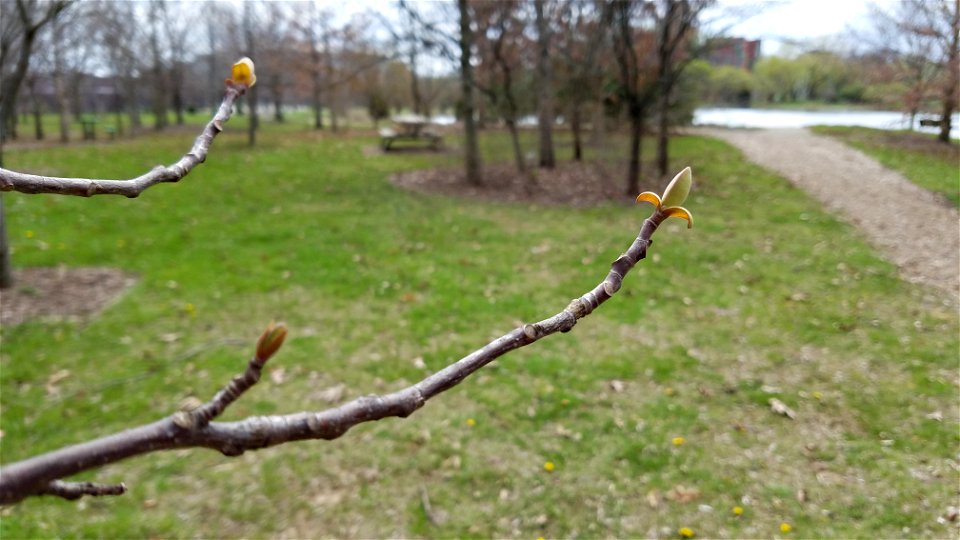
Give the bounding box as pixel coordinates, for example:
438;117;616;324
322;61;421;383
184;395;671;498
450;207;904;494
231;57;257;87
661;167;692;208
679;526;695;538
256;322;287;361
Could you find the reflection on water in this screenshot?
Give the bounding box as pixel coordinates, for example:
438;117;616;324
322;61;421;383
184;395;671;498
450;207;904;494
693;107;960;138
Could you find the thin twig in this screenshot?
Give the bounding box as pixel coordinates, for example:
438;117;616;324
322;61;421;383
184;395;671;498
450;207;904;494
0;84;247;197
0;209;670;505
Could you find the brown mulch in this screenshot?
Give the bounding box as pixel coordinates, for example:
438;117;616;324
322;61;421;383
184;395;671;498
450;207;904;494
0;267;137;327
391;160;649;207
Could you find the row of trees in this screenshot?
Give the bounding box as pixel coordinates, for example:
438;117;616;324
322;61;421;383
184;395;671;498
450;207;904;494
0;0;464;146
3;0;719;188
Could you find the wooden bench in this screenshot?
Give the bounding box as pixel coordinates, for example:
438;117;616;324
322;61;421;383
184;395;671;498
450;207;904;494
919;118;942;128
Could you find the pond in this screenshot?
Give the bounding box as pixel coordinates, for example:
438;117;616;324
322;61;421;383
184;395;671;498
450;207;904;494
693;107;960;139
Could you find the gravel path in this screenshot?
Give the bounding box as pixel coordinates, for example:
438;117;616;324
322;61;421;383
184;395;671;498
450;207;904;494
697;128;959;297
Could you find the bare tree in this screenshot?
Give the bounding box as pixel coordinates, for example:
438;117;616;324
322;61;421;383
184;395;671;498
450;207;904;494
654;0;709;178
556;0;606;161
606;0;658;195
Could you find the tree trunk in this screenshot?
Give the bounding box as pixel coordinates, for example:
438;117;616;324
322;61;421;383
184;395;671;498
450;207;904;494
506;120;526;175
309;4;324;129
244;2;258;146
149;5;167;131
458;0;482;186
535;0;555;169
172;68;185;125
627;103;644;195
27;77;44;141
939;0;959;143
409;49;422;116
655;90;670;177
53;17;70;142
571;104;583;161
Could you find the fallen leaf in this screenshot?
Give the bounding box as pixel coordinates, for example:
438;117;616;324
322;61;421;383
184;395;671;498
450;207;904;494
269;367;286;385
769;398;796;419
925;410;943;422
159;332;181;343
666;485;701;503
314;384;346;403
646;490;661;509
608;379;626;393
45;369;71;396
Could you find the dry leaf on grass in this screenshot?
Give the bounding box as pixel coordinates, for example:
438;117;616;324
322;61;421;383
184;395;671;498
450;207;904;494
666;485;701;503
769;398;796;419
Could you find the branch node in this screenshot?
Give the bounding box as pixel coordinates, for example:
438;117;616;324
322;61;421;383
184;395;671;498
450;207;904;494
522;324;539;340
172;411;196;430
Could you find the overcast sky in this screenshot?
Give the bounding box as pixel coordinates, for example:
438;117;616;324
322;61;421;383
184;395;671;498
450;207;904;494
316;0;896;60
712;0;897;55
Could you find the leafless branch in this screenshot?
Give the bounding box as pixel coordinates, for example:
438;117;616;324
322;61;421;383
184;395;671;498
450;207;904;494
0;83;248;197
0;205;678;505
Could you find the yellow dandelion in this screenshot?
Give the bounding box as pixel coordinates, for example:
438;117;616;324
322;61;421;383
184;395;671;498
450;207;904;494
184;303;196;316
672;436;685;446
466;418;476;427
543;461;555;472
679;526;695;538
664;387;676;396
25;230;34;238
812;391;823;400
780;522;792;533
733;506;744;516
537;537;545;540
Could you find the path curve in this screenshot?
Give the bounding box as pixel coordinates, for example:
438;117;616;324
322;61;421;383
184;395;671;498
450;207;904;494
696;128;959;297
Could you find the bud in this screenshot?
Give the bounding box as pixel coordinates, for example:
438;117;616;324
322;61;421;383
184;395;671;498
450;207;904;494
660;167;692;208
256;322;287;361
230;57;257;88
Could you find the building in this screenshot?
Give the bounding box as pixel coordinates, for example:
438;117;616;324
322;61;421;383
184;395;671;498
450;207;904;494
706;38;762;71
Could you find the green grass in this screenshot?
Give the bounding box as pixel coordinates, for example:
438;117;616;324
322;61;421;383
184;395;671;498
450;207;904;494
1;121;957;538
812;125;960;206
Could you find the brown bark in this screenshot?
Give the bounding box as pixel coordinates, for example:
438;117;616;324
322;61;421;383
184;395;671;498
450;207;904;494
939;0;959;143
535;0;556;169
459;0;482;185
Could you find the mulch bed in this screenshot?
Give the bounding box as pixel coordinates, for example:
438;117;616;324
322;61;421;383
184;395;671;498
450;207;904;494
391;160;652;207
0;267;137;327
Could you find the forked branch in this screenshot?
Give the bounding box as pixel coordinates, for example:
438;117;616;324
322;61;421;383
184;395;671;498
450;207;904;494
0;203;686;505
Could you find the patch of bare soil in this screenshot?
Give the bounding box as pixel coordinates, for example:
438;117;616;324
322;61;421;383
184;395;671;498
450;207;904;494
0;267;137;327
391;161;644;207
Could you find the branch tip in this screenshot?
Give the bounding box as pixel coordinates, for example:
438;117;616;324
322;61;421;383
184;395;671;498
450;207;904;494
255;322;288;362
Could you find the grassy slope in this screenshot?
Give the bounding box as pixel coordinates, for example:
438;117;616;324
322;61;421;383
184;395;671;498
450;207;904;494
811;125;960;206
1;125;957;538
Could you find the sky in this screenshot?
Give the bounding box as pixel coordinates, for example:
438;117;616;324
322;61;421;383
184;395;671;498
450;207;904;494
713;0;898;56
315;0;899;61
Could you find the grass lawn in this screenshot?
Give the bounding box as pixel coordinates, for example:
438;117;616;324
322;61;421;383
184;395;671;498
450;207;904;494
1;121;957;538
811;125;960;206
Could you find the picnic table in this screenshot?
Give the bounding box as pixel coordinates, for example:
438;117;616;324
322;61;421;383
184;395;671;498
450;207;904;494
379;114;442;151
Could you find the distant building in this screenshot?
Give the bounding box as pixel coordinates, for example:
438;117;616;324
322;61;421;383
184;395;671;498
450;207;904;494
706;38;761;71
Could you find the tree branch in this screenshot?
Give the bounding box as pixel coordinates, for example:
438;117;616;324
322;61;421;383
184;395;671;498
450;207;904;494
0;84;247;197
0;206;676;505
